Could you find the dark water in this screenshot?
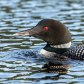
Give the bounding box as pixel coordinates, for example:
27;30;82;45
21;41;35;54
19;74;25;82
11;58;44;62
0;0;84;84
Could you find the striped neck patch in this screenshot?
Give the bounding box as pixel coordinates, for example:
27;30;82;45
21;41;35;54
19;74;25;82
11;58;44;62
50;42;71;48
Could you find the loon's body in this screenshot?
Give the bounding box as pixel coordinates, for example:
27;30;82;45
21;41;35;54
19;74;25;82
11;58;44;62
14;19;84;60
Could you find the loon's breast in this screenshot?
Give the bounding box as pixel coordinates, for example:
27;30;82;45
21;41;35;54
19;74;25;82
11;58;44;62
38;45;84;60
39;49;56;57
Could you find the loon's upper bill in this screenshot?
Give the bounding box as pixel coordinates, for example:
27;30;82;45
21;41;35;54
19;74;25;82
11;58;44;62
14;19;84;60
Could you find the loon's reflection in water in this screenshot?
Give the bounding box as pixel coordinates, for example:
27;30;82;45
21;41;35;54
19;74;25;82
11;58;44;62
42;62;72;80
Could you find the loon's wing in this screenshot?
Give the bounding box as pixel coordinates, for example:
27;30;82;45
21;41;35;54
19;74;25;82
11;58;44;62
63;45;84;60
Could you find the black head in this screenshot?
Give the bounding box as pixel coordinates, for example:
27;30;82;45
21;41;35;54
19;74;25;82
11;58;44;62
14;19;71;45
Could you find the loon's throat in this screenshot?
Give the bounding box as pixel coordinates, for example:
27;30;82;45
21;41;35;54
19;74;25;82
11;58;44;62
43;42;71;54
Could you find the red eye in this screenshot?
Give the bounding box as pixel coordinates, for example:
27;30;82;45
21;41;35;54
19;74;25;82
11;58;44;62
44;27;48;30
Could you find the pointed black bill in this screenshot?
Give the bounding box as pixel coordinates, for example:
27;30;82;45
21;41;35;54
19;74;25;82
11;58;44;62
13;29;38;37
14;30;30;36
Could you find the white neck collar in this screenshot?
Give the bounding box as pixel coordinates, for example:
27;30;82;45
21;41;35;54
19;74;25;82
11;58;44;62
50;42;71;48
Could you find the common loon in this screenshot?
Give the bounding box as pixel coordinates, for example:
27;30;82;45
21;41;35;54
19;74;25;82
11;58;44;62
14;19;84;60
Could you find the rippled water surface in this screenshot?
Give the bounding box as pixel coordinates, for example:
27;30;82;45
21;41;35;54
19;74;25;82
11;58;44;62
0;0;84;84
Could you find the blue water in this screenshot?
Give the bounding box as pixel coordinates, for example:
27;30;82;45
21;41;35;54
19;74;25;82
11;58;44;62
0;0;84;84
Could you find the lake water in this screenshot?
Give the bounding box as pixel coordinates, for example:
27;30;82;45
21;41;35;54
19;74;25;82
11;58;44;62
0;0;84;84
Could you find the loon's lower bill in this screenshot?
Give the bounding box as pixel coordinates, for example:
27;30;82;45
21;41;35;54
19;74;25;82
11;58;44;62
14;19;84;60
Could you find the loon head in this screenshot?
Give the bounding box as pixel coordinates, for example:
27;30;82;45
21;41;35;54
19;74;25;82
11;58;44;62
14;19;71;54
